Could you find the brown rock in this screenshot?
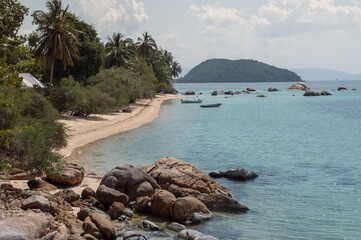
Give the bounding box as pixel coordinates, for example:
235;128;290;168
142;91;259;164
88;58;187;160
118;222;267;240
200;193;249;212
135;196;152;213
288;82;307;90
122;107;132;113
98;164;160;201
321;90;332;96
27;179;57;191
268;87;279;92
55;189;80;203
151;190;177;219
96;184;129;206
46;163;84;185
142;157;232;198
82;216;104;239
109;202;126;220
68;234;87;240
303;88;320;96
184;90;195;95
172;196;210;223
81;187;96;199
338;86;348;91
246;88;256;91
90;212;116;240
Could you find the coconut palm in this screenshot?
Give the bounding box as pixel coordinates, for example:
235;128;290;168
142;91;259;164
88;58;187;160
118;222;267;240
136;32;157;62
171;61;182;78
32;0;79;86
105;33;135;69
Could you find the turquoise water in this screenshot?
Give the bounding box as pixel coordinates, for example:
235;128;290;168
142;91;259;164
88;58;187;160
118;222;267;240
74;81;361;239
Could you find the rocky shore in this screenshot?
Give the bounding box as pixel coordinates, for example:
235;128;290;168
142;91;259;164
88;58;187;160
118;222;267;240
0;157;257;239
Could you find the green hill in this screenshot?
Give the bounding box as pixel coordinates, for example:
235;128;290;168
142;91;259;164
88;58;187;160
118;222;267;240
176;59;302;83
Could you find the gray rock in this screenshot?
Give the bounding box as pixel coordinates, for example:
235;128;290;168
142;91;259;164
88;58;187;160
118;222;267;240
138;220;160;231
321;90;332;96
27;179;57;191
208;171;222;178
268;87;279;92
77;208;92;221
22;195;50;212
222;168;259;181
166;222;186;232
123;231;147;240
256;94;266;97
338;86;348;91
178;229;219;240
104;176;118;188
122;208;134;218
190;212;214;224
246;88;256;91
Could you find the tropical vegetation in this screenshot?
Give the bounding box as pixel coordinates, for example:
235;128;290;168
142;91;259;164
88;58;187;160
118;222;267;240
0;0;181;174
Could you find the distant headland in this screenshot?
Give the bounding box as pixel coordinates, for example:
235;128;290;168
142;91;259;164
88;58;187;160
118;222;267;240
176;58;303;83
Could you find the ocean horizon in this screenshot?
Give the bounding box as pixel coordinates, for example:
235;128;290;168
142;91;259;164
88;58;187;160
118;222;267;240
72;80;361;239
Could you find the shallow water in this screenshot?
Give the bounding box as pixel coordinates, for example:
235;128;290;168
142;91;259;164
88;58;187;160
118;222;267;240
73;81;361;239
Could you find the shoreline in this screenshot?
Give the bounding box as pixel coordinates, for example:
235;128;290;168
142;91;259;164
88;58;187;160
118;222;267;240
58;94;182;159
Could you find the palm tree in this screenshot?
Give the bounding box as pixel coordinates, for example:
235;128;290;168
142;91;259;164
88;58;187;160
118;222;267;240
136;32;157;62
171;61;182;78
32;0;79;86
105;33;135;69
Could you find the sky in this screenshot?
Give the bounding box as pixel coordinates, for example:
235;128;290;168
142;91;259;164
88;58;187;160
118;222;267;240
18;0;361;74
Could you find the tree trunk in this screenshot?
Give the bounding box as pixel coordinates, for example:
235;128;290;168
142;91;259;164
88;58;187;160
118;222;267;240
49;59;55;87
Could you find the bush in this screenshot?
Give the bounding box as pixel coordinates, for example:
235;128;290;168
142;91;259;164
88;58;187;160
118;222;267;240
0;86;66;175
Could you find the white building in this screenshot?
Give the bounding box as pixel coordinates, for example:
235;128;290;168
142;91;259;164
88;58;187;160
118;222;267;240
19;73;46;88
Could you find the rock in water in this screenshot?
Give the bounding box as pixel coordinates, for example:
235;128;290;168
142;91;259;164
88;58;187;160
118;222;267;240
222;168;259;181
321;90;332;96
184;90;195;95
172;196;211;223
268;87;279;92
46;163;85;185
200;193;249;212
142;157;233;198
288;82;307;90
246;88;256;91
109;202;125;219
178;229;219;240
338;86;348;91
138;220;160;231
98;164;160;201
303;88;320;96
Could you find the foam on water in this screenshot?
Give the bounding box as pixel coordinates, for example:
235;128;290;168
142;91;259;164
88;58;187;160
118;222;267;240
73;81;361;239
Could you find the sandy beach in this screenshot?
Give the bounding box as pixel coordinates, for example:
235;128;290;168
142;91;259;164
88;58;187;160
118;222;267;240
58;94;181;158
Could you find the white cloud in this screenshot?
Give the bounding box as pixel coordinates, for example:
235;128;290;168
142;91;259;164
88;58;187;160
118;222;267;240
78;0;149;35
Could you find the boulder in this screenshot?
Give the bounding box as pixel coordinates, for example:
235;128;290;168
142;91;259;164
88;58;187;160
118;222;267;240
138;220;160;231
221;168;259;181
200;193;249;212
151;189;176;219
27;179;57;191
189;212;214;224
288;82;307;90
81;187;96;199
55;189;80;203
246;88;256;91
241;90;250;94
338;86;348;91
96;184;129;206
99;164;160;201
109;202;125;220
178;229;219;240
208;171;222;178
143;157;232;198
211;91;218;96
303;88;320;96
268;87;279;92
225;91;234;95
256;94;266;97
0;211;56;240
172;196;211;223
83;213;116;240
123;231;147;240
22;195;51;212
184;90;195;95
122;208;134;218
77;208;93;221
321;90;332;96
134;196;152;213
46;163;85;185
166;222;186;232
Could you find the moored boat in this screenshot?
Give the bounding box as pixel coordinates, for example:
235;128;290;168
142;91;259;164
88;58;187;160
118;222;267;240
200;103;222;108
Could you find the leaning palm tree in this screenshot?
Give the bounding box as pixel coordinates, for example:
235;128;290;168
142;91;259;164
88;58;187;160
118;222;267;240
171;61;182;78
105;33;135;69
136;32;157;62
32;0;79;86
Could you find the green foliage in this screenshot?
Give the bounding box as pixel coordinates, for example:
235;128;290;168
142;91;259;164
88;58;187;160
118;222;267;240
0;0;29;40
0;57;22;87
0;86;66;175
177;58;303;83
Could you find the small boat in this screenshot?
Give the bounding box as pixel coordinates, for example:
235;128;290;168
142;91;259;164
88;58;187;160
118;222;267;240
181;98;203;103
200;103;222;108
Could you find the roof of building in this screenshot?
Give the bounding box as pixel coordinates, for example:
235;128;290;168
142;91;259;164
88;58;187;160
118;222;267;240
19;73;46;88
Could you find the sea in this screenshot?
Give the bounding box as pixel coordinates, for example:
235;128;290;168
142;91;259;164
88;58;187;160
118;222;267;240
72;81;361;239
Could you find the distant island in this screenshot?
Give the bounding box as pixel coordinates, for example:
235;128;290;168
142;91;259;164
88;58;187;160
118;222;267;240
290;68;361;81
176;59;302;83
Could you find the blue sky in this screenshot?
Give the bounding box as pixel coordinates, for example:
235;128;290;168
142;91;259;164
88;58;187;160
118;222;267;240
19;0;361;74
